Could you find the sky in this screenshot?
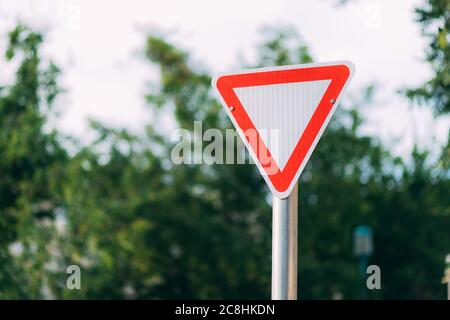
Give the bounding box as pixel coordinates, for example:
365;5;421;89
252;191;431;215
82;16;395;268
0;0;449;159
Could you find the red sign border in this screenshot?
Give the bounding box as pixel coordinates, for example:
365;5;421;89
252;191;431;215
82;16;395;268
213;62;354;198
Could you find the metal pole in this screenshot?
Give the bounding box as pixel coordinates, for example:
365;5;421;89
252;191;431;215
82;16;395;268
271;182;298;300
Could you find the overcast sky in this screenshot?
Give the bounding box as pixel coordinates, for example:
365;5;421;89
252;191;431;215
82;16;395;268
0;0;449;159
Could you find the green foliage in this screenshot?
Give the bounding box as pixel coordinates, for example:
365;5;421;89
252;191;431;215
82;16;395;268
406;0;450;115
0;25;67;298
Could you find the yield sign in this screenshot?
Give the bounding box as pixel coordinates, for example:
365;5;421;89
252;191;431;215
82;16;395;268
212;61;355;198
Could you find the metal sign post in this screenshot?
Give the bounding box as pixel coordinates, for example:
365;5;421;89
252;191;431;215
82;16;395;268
271;183;298;300
353;225;373;298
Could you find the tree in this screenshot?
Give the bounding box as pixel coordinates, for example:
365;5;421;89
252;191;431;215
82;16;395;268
1;16;448;300
58;26;446;299
406;0;450;115
0;25;67;298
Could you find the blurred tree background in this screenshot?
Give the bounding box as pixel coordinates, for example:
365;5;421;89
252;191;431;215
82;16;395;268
0;0;449;299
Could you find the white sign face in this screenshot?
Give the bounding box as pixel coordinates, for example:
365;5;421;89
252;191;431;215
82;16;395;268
212;61;355;198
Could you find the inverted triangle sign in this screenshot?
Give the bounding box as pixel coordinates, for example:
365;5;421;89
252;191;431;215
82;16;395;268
212;61;355;198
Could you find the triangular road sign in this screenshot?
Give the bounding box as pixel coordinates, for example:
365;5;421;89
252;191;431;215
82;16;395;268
212;61;355;198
